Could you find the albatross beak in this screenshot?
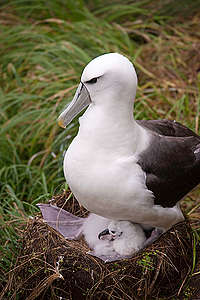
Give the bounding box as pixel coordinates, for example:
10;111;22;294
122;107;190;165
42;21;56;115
98;228;111;240
58;82;91;128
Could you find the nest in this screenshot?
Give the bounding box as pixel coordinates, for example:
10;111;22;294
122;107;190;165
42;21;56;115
6;191;200;300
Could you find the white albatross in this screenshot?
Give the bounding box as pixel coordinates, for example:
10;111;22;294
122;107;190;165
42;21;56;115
39;52;200;254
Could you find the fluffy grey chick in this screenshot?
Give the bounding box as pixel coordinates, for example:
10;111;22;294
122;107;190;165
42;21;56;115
103;220;146;257
82;214;146;262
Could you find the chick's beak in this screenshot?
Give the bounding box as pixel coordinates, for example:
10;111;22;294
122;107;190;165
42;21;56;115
98;228;110;240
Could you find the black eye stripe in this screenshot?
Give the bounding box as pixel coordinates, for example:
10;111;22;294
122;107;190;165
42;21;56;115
86;77;98;84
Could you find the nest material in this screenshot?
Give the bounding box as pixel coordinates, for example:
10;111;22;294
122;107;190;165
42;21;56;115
7;191;200;300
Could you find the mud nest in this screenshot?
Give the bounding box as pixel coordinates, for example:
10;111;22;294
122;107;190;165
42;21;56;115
7;191;200;300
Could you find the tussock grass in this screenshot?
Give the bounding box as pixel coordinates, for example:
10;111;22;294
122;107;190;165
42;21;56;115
0;0;200;297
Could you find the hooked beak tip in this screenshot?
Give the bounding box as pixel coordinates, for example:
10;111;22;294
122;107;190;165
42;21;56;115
57;118;66;128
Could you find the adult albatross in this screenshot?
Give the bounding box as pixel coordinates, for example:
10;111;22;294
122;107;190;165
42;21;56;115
40;53;200;247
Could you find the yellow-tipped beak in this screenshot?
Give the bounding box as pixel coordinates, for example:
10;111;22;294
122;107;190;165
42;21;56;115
58;117;66;128
57;83;91;129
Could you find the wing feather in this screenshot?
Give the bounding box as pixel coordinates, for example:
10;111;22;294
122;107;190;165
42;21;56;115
137;120;200;207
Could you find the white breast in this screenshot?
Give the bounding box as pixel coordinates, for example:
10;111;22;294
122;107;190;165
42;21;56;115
64;119;153;221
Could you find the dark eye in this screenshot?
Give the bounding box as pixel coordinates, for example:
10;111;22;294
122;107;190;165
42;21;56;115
86;77;98;84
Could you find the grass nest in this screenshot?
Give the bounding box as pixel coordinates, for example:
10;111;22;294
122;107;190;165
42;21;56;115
7;191;200;300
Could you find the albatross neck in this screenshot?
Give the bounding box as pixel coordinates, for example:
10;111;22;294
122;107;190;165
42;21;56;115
78;100;144;156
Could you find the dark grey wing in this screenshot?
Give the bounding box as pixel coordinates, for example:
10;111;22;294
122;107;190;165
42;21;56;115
137;134;200;207
137;119;199;138
37;204;84;239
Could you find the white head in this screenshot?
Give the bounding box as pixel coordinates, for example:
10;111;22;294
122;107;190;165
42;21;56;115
81;53;138;103
99;220;137;241
108;221;136;239
58;53;138;128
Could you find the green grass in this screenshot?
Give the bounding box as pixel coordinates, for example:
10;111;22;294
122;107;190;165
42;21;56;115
0;0;200;295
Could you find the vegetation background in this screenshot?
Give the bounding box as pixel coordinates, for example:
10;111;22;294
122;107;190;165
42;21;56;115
0;0;200;297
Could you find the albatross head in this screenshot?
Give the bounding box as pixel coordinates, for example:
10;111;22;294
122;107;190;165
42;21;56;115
98;221;135;241
58;53;138;128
